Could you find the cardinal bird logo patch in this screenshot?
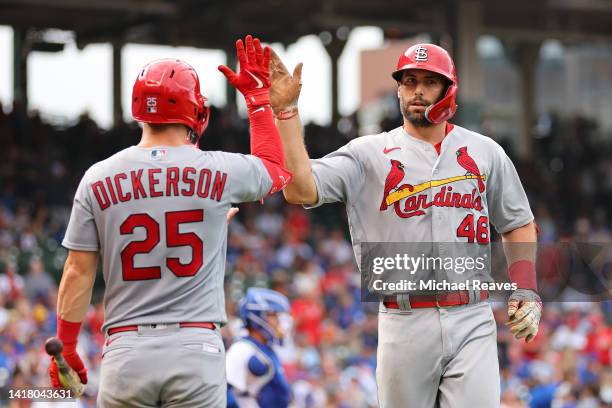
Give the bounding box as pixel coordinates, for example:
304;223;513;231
379;148;487;219
380;159;415;211
455;146;485;193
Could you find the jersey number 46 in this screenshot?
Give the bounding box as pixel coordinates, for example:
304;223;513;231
119;210;203;281
456;214;490;244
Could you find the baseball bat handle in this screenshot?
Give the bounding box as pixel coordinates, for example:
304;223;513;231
45;338;85;398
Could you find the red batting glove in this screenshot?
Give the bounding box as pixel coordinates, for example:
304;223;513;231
218;35;271;109
48;319;88;387
48;350;88;386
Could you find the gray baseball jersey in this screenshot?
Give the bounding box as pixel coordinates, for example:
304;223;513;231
307;124;533;407
307;124;533;267
62;145;272;332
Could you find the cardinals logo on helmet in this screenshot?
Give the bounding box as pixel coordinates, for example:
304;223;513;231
413;45;428;62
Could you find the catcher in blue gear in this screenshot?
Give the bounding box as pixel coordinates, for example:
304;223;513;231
226;288;291;408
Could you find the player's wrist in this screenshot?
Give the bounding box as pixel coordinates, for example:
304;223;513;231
508;260;537;291
271;97;299;113
244;88;270;109
274;106;299;120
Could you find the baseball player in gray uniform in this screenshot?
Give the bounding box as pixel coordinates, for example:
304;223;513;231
48;35;292;407
270;44;543;407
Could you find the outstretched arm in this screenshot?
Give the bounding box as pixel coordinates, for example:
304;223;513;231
219;35;292;196
48;249;97;387
269;49;317;205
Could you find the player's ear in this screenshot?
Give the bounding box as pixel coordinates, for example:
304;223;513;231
397;87;401;99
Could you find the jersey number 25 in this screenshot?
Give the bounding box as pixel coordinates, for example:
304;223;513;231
119;209;203;281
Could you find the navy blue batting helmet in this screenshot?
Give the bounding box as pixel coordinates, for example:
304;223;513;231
239;288;290;344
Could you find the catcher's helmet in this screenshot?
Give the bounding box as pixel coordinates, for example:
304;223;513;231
132;59;210;145
392;43;458;124
239;288;289;345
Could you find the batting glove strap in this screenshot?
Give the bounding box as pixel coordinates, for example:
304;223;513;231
245;88;271;110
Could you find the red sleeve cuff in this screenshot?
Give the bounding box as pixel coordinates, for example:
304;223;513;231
247;103;292;196
508;260;537;291
259;158;293;196
57;318;82;348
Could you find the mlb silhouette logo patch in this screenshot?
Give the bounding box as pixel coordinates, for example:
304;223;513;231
151;149;167;160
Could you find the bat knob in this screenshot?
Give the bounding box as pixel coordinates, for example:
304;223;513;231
45;338;64;356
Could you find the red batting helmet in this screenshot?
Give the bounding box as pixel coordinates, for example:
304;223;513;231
392;43;458;124
132;59;210;145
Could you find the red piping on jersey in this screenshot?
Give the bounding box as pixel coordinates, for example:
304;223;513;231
248;104;293;195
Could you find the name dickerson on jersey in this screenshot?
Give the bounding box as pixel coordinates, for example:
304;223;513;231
91;167;228;210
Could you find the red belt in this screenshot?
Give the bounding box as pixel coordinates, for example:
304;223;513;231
107;322;215;336
383;290;488;309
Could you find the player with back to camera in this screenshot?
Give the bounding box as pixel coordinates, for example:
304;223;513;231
48;35;292;407
226;288;291;408
269;44;543;407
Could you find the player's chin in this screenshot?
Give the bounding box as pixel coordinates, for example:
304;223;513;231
405;112;431;128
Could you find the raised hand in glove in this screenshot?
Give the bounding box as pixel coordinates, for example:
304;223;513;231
269;48;303;115
505;289;543;343
218;35;270;109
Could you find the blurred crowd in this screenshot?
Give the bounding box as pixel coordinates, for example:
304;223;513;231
0;102;610;407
